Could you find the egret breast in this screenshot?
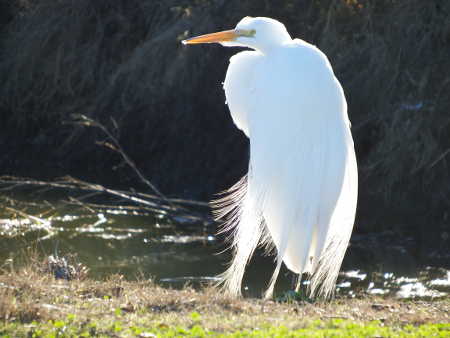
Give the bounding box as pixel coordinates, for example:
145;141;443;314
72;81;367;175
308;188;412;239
223;50;263;137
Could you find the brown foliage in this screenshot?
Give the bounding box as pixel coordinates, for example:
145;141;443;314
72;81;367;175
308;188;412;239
0;0;449;234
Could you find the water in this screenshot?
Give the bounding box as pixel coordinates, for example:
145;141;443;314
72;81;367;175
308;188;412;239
0;197;449;299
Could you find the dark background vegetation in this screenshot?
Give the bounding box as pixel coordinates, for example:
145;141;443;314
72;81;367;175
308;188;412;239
0;0;449;261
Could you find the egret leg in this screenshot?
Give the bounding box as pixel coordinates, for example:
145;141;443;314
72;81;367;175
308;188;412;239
295;274;302;293
290;272;299;291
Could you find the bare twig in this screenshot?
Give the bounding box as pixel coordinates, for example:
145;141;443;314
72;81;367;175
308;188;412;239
71;114;175;208
3;206;51;227
428;148;450;169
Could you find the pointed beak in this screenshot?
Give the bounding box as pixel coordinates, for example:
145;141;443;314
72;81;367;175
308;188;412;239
182;29;238;45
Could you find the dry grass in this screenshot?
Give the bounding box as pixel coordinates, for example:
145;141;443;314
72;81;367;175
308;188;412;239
0;261;449;332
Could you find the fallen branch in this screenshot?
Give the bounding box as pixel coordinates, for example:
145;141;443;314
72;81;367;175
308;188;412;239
0;175;211;224
0;115;212;224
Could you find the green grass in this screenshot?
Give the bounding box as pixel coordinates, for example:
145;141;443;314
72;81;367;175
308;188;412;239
1;318;449;337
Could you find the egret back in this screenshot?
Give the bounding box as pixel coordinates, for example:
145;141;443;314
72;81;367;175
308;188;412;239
217;39;357;298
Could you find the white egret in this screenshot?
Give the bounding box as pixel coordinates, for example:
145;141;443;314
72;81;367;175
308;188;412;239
183;17;357;298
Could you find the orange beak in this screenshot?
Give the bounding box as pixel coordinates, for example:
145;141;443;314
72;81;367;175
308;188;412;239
182;29;238;45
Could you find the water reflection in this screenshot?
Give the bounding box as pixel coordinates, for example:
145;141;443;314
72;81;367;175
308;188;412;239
1;209;449;299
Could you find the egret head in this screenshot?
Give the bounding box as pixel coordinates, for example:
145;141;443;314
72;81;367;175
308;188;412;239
182;17;292;53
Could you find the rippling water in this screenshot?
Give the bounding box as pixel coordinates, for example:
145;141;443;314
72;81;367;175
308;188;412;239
1;204;449;299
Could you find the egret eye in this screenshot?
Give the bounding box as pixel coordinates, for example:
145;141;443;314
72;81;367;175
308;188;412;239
239;29;256;38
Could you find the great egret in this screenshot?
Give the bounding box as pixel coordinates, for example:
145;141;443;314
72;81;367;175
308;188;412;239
183;17;357;298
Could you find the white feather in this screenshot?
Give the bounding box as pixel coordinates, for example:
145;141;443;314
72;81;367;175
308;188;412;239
210;17;357;298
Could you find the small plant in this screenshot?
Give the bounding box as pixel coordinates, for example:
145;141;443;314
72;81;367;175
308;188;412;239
42;254;89;281
276;290;314;304
190;311;202;322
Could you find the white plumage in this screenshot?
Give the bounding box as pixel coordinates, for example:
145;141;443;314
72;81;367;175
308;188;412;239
183;17;358;298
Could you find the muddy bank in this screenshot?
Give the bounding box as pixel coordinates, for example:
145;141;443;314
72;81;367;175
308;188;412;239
1;262;449;335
